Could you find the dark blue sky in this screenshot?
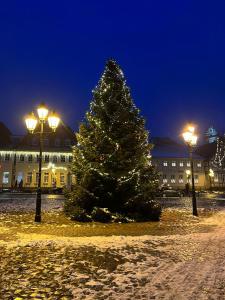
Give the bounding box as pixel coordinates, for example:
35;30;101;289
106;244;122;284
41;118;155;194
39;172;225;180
0;0;225;139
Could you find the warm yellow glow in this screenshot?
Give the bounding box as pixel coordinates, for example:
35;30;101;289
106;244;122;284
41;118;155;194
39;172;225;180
188;126;195;133
209;168;214;178
182;124;198;146
186;170;191;176
37;103;49;121
190;134;198;146
25;112;38;133
182;131;193;143
48;111;60;131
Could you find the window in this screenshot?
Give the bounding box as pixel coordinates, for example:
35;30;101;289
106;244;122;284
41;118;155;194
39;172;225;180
45;155;49;163
214;174;219;183
69;156;73;162
36;155;40;162
52;155;58;163
187;162;191;167
35;173;39;184
26;172;32;184
172;162;176;167
20;155;25;162
162;174;167;183
44;173;49;184
171;175;176;183
43;139;49;146
32;137;38;146
28;155;33;162
194;174;199;184
180;162;184;167
5;153;10;161
65;139;71;146
178;175;183;183
55;138;61;147
197;162;202;168
60;173;65;185
163;161;168;167
61;155;66;163
2;172;9;184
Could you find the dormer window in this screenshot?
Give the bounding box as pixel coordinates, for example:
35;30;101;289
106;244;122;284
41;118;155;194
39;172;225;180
55;138;60;147
65;139;71;146
43;139;49;146
32;137;38;146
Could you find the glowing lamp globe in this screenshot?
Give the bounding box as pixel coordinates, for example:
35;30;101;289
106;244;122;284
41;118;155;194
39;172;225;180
37;103;49;121
182;131;192;143
48;111;60;131
25;112;38;133
190;134;198;146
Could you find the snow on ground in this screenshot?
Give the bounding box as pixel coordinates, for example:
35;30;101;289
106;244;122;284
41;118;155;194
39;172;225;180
1;195;225;299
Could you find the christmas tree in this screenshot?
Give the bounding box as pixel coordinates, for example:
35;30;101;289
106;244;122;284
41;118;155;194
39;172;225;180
65;60;161;222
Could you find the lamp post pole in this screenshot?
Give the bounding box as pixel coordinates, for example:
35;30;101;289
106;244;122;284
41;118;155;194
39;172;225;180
25;103;60;223
189;147;198;216
182;125;198;217
35;122;44;223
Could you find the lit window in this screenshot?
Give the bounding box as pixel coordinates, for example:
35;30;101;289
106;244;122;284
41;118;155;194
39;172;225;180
171;175;176;183
187;162;191;167
36;173;39;184
197;162;202;168
26;172;32;184
60;173;65;185
162;174;167;183
28;155;33;162
180;162;184;167
44;173;49;184
194;174;199;184
172;162;176;167
52;155;57;163
20;155;25;162
2;172;9;184
163;161;168;167
5;154;10;161
178;175;183;183
61;155;66;163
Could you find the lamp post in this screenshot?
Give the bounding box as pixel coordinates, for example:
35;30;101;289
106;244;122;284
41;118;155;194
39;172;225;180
209;168;214;191
182;125;198;216
25;103;60;222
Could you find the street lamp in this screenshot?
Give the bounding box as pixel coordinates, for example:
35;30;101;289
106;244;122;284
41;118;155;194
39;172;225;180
209;168;214;191
25;103;60;222
182;125;198;216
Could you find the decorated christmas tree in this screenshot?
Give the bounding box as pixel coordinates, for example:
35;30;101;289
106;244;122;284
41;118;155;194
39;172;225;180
65;60;161;222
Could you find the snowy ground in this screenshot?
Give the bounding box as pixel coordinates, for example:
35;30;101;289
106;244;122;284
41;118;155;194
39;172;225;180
0;195;225;299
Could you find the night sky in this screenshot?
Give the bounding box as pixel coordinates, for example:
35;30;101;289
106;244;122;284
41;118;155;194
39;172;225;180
0;1;225;140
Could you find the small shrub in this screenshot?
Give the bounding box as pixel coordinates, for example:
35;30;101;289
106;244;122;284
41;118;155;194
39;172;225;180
70;206;92;222
91;207;112;223
126;198;162;222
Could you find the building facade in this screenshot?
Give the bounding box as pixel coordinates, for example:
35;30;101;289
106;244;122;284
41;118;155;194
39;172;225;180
151;138;207;190
0;124;216;191
0;123;75;191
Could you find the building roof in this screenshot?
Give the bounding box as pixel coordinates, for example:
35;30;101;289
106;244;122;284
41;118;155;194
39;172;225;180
0;121;76;152
151;137;204;160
